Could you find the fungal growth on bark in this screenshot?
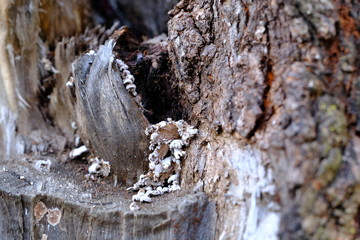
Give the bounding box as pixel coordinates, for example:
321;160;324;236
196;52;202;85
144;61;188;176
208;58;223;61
46;208;62;227
115;58;138;97
4;0;359;239
85;157;111;180
34;202;48;222
128;118;198;207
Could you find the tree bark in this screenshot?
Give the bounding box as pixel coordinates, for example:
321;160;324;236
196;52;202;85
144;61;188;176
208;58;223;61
167;0;360;239
1;0;360;239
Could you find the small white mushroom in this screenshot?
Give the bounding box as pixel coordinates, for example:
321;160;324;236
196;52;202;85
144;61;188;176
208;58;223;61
116;59;128;70
132;194;141;202
123;78;133;85
161;187;170;193
149;162;156;170
127;185;139;191
173;148;186;159
129;202;141;211
34;159;52;173
74;136;81;147
169;139;183;149
147;189;162;197
154;164;163;177
71;121;77;130
168;174;179;184
86;50;96;55
170;181;181;192
161;157;172;170
66;81;74;88
132;189;146;201
126;83;136;91
69;145;89;159
87;158;111;180
139;195;152;203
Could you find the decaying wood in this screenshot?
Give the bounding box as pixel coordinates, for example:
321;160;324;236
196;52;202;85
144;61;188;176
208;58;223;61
71;36;149;184
0;0;91;158
0;0;216;239
2;0;360;239
0;160;215;240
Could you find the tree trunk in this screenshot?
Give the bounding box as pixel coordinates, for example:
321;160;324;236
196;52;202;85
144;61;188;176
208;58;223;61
1;0;360;239
167;0;360;239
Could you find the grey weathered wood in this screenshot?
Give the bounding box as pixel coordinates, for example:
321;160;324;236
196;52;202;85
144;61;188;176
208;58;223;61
0;160;215;240
0;0;91;159
72;39;149;184
2;0;360;239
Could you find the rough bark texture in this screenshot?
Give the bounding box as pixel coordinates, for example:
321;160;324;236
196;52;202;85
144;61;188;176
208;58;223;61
2;0;360;239
0;0;217;239
168;0;360;239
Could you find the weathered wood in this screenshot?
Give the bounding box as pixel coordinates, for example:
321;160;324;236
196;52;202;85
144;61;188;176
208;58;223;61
0;0;91;158
71;38;149;184
2;0;360;239
0;160;215;240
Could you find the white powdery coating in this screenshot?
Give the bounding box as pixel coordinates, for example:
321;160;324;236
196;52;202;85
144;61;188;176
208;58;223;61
128;119;198;208
69;145;89;159
225;145;280;240
116;58;137;96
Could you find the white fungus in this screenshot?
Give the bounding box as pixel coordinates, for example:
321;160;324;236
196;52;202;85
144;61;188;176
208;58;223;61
69;145;89;159
115;59;138;97
34;159;52;173
129;202;141;211
139;195;152;203
86;50;96;56
127;118;198;209
85;157;111;181
66;81;74;88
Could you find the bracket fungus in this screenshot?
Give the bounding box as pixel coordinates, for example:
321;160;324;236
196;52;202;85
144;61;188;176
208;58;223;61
85;157;111;181
128;118;198;208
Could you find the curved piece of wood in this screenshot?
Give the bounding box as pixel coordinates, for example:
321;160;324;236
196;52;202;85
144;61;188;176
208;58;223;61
72;39;149;184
